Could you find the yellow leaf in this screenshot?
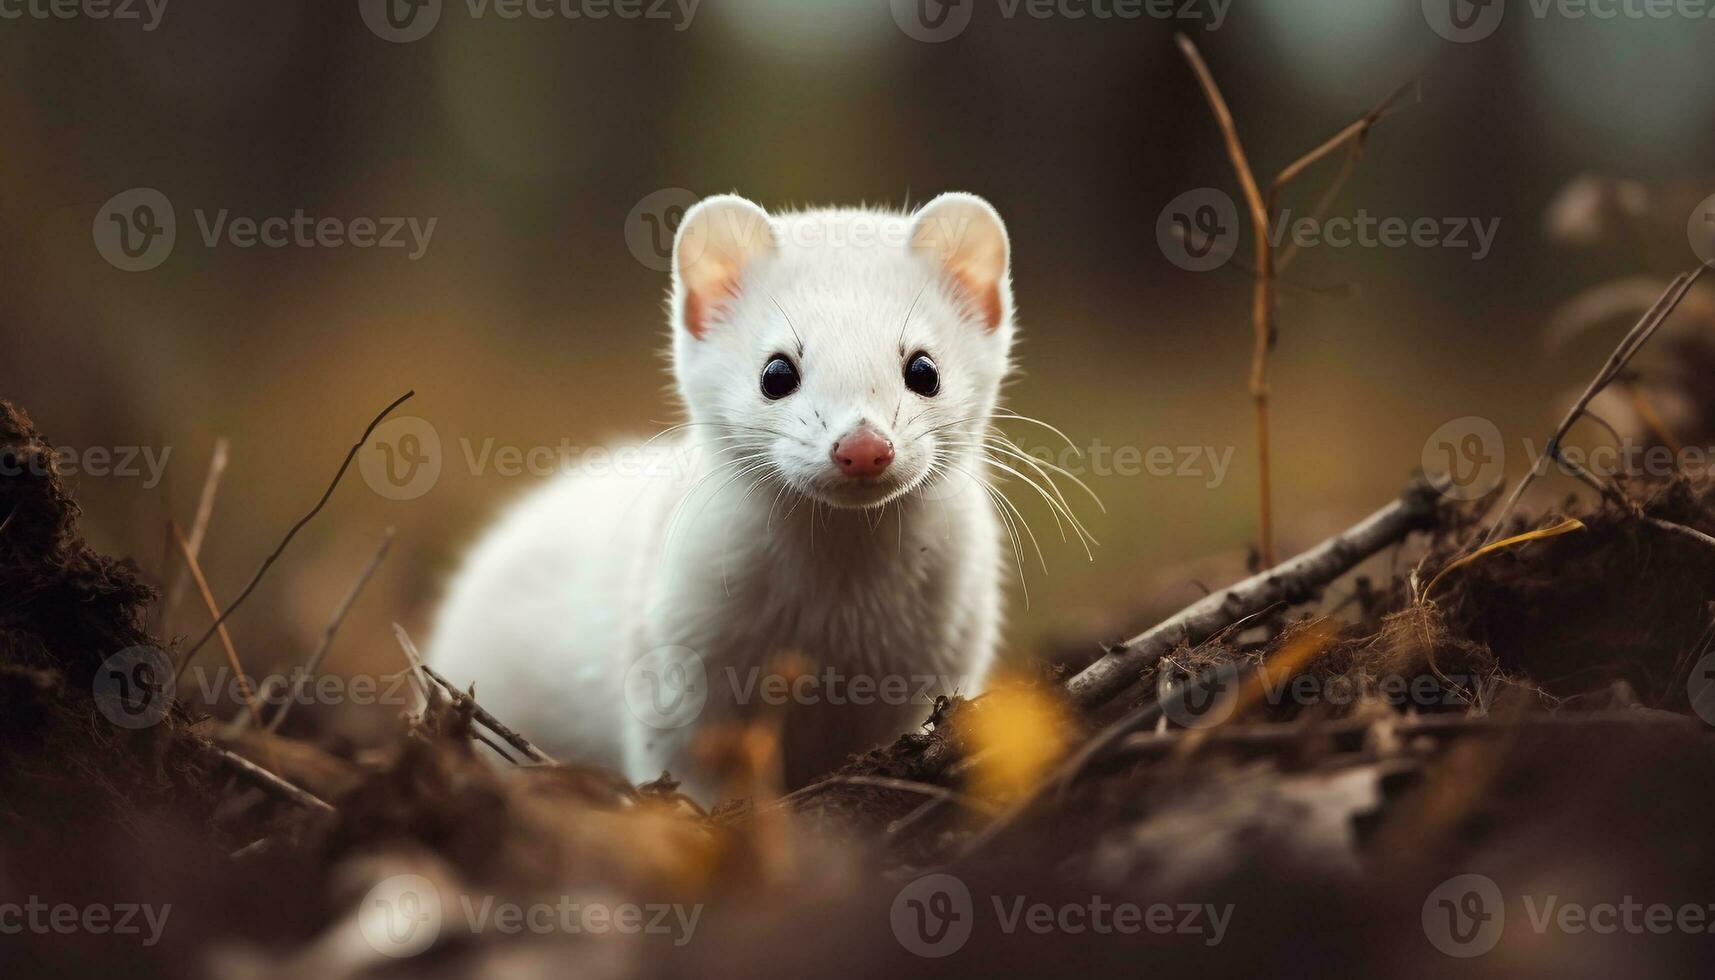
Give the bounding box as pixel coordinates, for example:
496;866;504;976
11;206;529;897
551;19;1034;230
966;681;1070;804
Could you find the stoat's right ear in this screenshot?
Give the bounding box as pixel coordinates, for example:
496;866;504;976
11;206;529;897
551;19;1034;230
673;195;775;339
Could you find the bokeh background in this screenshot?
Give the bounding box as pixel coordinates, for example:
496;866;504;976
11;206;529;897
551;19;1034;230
3;0;1713;722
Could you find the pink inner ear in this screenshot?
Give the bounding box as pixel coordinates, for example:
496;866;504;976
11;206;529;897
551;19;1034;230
683;273;740;340
953;269;1004;333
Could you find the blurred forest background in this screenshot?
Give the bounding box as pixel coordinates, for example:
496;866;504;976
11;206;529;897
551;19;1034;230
3;0;1712;717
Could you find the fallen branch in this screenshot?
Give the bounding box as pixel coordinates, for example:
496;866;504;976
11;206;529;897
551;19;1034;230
960;623;1338;858
1065;474;1448;709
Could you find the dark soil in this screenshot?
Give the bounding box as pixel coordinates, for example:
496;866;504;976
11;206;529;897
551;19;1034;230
5;394;1715;979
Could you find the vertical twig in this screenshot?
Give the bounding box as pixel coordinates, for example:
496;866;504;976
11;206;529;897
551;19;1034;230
1177;37;1414;567
168;521;268;736
158;439;230;636
1177;33;1276;566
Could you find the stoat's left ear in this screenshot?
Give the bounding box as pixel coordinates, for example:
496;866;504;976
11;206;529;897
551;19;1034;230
909;192;1011;332
673;194;776;340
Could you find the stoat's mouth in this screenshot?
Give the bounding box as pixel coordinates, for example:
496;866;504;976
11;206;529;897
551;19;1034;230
807;478;911;510
797;467;928;510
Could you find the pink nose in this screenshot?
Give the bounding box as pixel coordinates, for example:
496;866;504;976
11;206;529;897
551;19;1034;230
831;429;894;479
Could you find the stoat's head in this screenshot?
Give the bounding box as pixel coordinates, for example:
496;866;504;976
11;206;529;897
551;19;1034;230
668;193;1015;510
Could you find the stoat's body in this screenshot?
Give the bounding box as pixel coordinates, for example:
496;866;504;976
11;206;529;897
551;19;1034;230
429;194;1021;801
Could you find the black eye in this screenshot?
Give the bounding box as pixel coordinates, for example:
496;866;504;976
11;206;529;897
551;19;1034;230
904;352;939;397
761;355;800;400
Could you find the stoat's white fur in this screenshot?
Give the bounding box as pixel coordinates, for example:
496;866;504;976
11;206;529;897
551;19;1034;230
429;194;1019;801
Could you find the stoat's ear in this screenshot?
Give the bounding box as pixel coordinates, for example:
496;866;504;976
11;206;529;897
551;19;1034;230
909;192;1011;332
673;194;775;339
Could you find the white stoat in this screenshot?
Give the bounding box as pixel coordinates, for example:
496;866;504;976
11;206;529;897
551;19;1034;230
429;193;1037;802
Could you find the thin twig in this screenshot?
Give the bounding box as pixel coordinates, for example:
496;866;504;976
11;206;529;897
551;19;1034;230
1177;36;1414;568
396;625;556;765
391;624;436;713
1549;401;1715;555
169;521;268;735
1484;269;1706;542
1274;79;1419;272
473;731;522;764
1177;33;1276;566
780;775;996;815
1111;709;1702;760
163;437;229;634
183;391;414;660
252;528;396;734
1642;515;1715;552
209;745;335;815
